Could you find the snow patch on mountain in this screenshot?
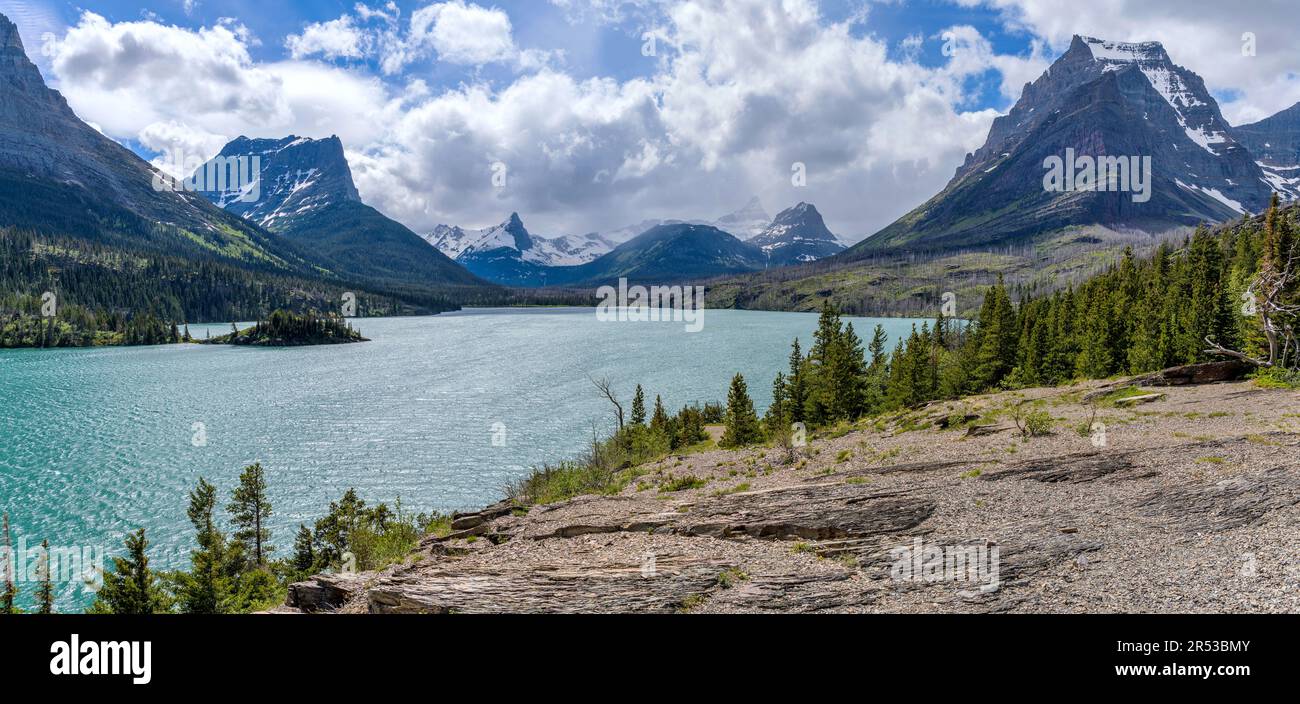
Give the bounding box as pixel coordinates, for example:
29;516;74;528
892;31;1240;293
424;213;614;267
1175;178;1247;214
1259;163;1300;200
1081;37;1230;156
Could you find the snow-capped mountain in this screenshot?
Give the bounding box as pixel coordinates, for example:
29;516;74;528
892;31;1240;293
198;136;362;230
0;12;322;273
711;196;772;240
424;213;616;285
194;135;481;288
749;202;845;266
1235;102;1300;199
592;197;772;245
539;223;768;287
849;35;1278;255
425;213;614;267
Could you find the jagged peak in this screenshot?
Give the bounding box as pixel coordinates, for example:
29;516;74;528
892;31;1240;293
1076;35;1171;65
0;12;24;52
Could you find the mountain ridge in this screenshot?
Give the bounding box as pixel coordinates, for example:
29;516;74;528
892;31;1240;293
194;135;486;289
845;34;1278;257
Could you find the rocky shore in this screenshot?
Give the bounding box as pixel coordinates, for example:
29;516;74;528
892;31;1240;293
278;372;1300;614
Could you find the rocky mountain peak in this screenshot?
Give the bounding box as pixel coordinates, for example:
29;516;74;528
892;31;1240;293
196;135;362;229
1236;101;1300;173
1074;35;1172;66
0;13;23;51
503;212;533;250
0;12;58;98
749;202;844;265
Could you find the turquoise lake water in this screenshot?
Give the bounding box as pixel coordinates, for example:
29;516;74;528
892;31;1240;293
0;308;929;609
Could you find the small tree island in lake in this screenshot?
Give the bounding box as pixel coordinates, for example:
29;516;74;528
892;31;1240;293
204;310;369;346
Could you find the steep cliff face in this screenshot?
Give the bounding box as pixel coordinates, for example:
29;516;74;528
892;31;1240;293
1235;102;1300;168
749;202;845;266
194;135;485;288
847;36;1274;256
0;12;300;267
200;136;362;227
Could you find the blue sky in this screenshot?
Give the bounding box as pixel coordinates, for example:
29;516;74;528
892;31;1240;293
3;0;1297;238
12;0;1041;111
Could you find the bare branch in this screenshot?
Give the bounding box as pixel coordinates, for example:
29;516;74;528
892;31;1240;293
587;373;625;431
1203;336;1270;367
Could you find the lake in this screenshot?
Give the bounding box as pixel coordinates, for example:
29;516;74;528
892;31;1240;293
0;308;931;609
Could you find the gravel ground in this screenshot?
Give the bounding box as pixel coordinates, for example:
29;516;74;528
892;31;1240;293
311;379;1300;614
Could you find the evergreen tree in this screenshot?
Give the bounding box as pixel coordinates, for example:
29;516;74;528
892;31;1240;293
650;395;669;432
228;462;273;567
720;373;764;447
181;477;230;614
764;372;788;436
1;514;15;614
36;539;54;614
864;324;890;413
967;277;1018;391
827;322;867;420
805;302;843;424
90;529;161;614
784;338;807;424
291;524;316;575
313;489;367;567
630;385;647;426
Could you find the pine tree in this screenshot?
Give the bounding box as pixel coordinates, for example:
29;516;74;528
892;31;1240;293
827;322;867;420
181;477;230;614
1;514;16;614
650;395;669;432
36;539;54;614
784;338;807;424
764;372;788;435
90;529;160;614
720;373;764;447
864;324;890;413
291;524;316;575
805;302;843;424
228;462;273;568
630;385;647;426
968;277;1018;391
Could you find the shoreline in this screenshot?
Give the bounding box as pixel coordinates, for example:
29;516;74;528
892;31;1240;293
280;373;1300;614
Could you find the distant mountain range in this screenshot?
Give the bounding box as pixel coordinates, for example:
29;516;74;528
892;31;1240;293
847;35;1298;257
421;214;615;286
5;7;1297;319
424;202;845;286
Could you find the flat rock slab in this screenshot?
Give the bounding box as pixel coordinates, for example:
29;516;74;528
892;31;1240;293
980;451;1152;484
671;484;936;540
1114;393;1167;407
367;555;736;614
1138;467;1300;532
487;484;936;544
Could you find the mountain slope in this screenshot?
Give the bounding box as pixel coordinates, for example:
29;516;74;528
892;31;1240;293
846;35;1274;257
423;213;614;286
1235;102;1300;167
711;196;771;240
749;202;845;266
195;136;484;289
1235;102;1300;198
543;223;767;286
0;13;309;271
